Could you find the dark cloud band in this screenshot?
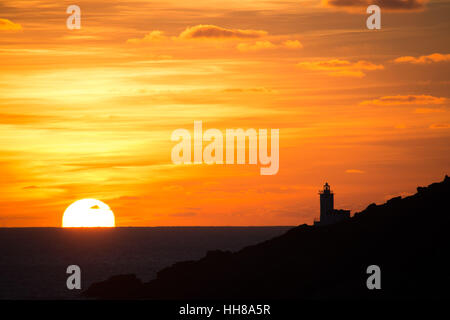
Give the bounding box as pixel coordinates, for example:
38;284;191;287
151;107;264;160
323;0;429;10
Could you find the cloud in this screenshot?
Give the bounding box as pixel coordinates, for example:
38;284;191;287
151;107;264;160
360;94;447;106
127;25;270;45
346;169;365;174
0;18;22;31
23;185;39;190
283;40;303;49
394;53;450;64
414;108;445;114
237;39;303;52
297;59;383;77
430;123;450;129
60;35;103;41
127;30;167;43
237;41;276;52
126;25;301;54
179;25;267;39
0;113;57;125
322;0;429;11
224;87;273;93
117;196;140;200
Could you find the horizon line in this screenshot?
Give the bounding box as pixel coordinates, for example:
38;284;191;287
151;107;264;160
0;225;297;229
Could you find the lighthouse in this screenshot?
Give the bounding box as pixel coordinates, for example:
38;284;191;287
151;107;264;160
319;182;334;221
314;182;350;226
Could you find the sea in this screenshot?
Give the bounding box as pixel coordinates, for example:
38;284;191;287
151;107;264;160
0;227;292;299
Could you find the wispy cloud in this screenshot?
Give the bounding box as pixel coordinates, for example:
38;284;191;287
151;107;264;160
322;0;429;12
237;39;302;52
360;94;447;106
283;40;303;49
23;185;39;190
0;113;57;125
414;108;445;114
237;41;276;52
346;169;365;174
0;18;22;31
297;59;383;77
394;53;450;64
127;30;167;43
429;123;450;129
223;87;273;93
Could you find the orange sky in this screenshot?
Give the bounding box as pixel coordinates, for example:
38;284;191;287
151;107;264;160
0;0;449;227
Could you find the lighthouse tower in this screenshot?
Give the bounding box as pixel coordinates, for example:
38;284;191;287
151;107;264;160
314;182;350;226
319;182;334;222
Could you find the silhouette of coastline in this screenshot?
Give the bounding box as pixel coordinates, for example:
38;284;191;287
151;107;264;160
84;175;450;299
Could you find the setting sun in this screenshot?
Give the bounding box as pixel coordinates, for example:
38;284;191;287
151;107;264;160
62;199;115;228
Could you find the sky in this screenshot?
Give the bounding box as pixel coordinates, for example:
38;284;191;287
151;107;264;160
0;0;449;227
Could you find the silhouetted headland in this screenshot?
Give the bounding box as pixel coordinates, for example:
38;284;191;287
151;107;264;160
84;175;450;299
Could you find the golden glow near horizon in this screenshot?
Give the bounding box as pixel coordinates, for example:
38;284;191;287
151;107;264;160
62;199;115;227
0;0;449;227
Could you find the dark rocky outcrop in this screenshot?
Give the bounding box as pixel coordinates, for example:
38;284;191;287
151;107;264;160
84;175;450;299
84;274;142;299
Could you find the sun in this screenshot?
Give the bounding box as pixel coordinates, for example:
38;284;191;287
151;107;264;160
62;199;115;228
